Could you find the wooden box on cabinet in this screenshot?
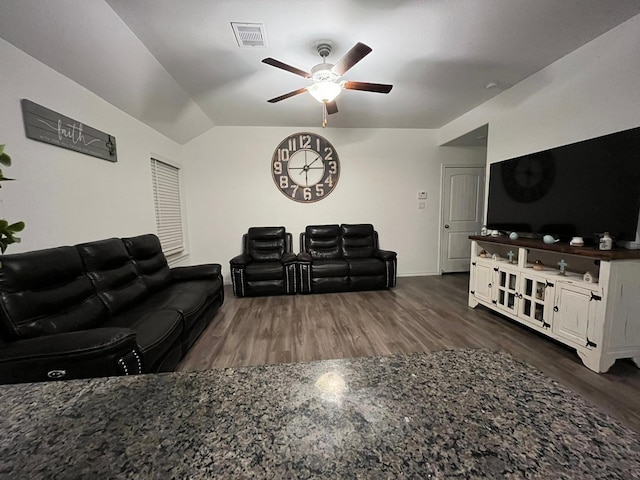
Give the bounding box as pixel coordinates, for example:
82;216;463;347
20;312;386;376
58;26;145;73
468;236;640;373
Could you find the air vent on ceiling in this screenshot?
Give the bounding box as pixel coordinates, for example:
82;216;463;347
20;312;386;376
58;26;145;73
231;22;267;48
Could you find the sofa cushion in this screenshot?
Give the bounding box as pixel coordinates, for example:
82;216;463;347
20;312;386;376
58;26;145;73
245;261;285;281
245;227;287;262
305;224;342;259
122;234;172;292
341;224;376;258
311;259;349;278
125;278;219;333
76;238;148;314
347;257;386;276
105;309;183;370
0;246;108;341
311;277;350;294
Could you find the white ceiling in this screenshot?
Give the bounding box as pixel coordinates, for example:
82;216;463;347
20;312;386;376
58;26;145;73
1;1;640;144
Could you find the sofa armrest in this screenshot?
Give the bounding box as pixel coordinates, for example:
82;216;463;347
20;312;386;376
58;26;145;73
374;249;397;261
229;253;253;268
0;328;142;384
171;263;222;281
297;252;312;263
281;252;297;265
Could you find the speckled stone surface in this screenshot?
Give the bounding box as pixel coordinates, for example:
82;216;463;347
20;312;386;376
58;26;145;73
1;349;639;479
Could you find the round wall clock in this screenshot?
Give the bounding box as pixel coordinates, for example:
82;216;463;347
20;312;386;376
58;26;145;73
271;132;340;203
500;152;555;203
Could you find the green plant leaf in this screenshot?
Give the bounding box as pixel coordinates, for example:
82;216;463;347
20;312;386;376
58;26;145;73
0;151;11;167
0;144;24;260
8;221;25;232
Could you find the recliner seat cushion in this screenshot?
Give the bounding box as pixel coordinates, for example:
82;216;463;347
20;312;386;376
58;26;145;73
347;257;386;276
134;290;205;332
0;246;108;340
125;278;221;333
245;261;285;281
311;259;349;278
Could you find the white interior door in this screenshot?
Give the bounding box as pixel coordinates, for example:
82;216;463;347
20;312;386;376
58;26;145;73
440;166;485;273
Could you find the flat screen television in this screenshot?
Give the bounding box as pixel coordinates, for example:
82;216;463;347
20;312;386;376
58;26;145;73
486;125;640;245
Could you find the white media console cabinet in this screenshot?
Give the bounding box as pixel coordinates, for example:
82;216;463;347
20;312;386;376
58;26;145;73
468;235;640;372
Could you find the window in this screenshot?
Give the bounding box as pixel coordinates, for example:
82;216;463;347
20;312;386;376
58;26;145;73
150;158;184;256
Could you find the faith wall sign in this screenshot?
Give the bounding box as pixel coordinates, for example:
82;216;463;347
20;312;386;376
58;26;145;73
21;99;117;162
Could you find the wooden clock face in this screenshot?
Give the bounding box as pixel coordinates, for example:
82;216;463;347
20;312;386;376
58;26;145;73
272;132;340;203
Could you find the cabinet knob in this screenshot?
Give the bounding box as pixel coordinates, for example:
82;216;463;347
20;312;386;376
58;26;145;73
444;224;450;229
553;306;559;312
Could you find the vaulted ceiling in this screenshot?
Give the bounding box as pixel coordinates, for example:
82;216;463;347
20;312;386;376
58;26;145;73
1;1;639;144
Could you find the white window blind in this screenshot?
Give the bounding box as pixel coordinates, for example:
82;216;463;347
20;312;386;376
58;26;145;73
151;158;184;256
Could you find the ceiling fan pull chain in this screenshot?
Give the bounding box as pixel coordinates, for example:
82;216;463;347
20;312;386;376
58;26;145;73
322;103;328;128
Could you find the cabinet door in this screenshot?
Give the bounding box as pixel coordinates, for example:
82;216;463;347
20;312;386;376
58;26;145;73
470;261;493;304
519;275;552;328
495;267;519;315
553;283;598;346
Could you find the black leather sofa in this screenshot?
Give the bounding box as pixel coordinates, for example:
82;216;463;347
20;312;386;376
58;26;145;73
297;224;397;294
229;226;297;297
0;234;223;384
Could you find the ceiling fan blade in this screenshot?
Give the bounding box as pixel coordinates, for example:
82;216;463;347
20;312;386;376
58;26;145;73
262;58;311;78
267;87;308;103
343;81;393;94
331;42;372;76
326;101;338;115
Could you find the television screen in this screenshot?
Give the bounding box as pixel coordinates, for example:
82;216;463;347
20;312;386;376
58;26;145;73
486;125;640;243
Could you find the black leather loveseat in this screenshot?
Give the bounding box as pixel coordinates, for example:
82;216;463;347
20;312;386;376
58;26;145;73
297;224;397;294
0;234;223;384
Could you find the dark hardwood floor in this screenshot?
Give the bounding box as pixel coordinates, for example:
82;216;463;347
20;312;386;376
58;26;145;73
177;274;640;433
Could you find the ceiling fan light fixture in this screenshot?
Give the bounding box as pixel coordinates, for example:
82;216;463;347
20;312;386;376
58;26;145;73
308;81;342;103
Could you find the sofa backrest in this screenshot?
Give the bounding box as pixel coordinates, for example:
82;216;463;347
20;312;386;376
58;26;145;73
244;226;290;262
341;224;378;258
122;234;172;292
0;246;109;341
76;238;149;315
304;224;342;259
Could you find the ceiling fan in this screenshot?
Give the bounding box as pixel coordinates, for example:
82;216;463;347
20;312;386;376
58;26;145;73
262;42;393;126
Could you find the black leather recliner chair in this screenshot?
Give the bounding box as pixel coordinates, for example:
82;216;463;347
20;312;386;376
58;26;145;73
297;224;397;294
229;226;297;297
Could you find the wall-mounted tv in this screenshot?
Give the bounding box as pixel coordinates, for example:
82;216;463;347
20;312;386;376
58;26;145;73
486;125;640;245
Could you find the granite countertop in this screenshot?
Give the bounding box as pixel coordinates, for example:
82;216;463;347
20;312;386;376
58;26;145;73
1;349;638;479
